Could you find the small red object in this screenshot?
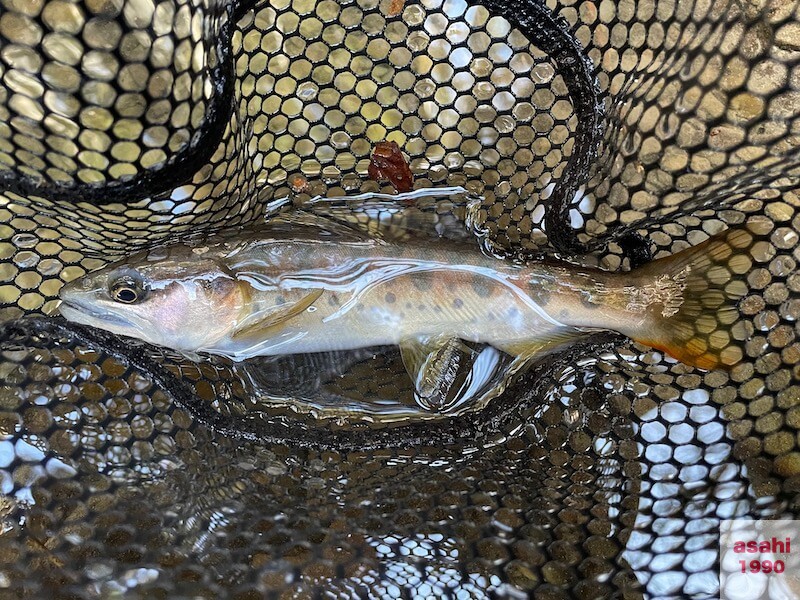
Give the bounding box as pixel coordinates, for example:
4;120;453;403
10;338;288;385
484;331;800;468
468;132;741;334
387;0;404;16
368;141;414;193
290;174;309;193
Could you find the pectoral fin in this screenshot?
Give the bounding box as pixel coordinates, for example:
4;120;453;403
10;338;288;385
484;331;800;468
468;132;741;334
400;334;476;406
231;288;323;342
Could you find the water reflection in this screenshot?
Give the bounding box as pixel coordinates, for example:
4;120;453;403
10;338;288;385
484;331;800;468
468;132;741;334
239;343;516;424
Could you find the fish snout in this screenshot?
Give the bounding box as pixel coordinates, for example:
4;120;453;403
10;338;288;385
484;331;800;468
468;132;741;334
58;275;106;314
60;274;101;298
58;281;80;304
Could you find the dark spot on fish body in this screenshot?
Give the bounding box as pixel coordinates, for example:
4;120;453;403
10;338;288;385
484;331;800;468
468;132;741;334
405;302;413;310
385;292;396;304
412;271;434;292
453;298;463;309
328;295;340;306
417;304;426;311
471;278;493;298
275;295;285;305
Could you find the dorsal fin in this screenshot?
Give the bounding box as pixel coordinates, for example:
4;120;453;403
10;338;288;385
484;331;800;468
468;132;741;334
301;186;482;244
264;210;376;243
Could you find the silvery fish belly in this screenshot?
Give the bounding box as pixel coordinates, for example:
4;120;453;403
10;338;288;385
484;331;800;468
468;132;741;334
58;202;753;414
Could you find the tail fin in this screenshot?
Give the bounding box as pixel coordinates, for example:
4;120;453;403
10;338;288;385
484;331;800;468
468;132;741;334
630;226;754;370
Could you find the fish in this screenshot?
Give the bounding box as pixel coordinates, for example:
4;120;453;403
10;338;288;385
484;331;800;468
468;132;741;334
58;202;752;408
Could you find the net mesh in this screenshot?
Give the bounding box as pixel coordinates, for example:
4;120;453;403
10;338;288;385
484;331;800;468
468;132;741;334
0;0;799;597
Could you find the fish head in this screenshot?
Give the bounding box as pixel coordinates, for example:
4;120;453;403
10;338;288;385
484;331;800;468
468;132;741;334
58;245;248;353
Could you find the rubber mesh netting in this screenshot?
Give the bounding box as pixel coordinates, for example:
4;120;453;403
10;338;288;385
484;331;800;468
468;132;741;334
0;0;798;597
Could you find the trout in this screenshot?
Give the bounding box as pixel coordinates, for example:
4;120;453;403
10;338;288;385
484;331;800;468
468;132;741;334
59;211;751;400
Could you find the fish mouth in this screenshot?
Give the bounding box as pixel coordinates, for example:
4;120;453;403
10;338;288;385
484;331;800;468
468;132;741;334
58;297;134;329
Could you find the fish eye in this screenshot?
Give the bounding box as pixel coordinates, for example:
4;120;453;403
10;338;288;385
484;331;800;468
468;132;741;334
110;277;145;304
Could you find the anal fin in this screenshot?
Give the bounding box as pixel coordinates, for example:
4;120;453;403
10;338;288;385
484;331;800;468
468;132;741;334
494;329;586;362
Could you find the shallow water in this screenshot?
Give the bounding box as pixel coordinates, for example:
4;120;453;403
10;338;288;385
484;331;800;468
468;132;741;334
238;342;518;424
